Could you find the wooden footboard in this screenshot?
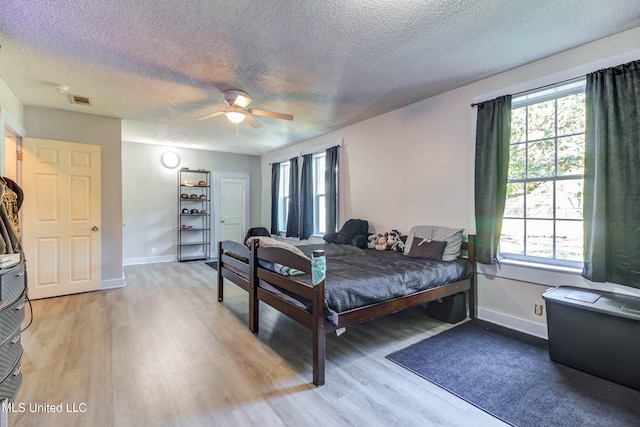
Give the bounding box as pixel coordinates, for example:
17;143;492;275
252;243;327;384
217;240;257;332
236;235;476;386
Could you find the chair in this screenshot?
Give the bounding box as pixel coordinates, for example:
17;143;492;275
243;227;271;244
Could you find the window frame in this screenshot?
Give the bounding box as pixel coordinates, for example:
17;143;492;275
272;142;341;239
312;152;326;235
277;161;290;233
500;79;586;269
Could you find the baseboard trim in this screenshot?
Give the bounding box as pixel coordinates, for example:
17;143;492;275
124;255;175;266
102;278;125;289
477;307;548;339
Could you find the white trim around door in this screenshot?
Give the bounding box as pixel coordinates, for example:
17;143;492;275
213;172;250;258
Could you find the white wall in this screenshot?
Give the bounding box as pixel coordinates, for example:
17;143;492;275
261;27;640;338
0;77;23;128
0;76;24;177
262;90;476;235
122;141;261;265
24;106;124;288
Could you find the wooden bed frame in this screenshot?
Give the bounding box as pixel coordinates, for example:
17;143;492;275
216;240;258;331
217;235;476;386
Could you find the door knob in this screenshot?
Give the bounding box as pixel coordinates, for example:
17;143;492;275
92;226;100;231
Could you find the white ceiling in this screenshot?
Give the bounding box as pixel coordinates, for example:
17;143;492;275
1;1;639;155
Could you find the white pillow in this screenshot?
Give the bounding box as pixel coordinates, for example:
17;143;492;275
403;225;464;262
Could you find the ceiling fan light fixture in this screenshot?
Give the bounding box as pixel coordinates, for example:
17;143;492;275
225;111;246;124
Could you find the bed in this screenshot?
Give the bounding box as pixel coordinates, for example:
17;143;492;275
217;234;476;386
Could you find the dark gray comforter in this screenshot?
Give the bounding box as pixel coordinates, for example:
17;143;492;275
260;243;472;325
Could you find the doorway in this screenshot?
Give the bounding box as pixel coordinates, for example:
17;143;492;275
214;172;249;258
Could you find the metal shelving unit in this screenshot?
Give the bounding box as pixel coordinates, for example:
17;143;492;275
177;169;211;261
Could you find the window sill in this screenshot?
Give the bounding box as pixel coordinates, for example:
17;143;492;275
476;258;587;288
272;234;325;245
499;258;582;275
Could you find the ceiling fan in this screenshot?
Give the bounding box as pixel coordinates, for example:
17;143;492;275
196;89;293;128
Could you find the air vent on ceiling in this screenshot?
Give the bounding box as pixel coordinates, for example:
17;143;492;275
69;95;92;106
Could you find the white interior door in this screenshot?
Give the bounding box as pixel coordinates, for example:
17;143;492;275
219;177;245;242
22;138;102;299
215;173;250;254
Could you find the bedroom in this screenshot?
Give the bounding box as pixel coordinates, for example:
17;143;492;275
1;1;640;426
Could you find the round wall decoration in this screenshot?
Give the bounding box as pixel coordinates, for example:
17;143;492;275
161;151;181;169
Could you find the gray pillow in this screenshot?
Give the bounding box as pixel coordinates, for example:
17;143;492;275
404;225;465;261
406;239;447;261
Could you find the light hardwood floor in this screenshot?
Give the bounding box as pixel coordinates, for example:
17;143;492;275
11;261;507;427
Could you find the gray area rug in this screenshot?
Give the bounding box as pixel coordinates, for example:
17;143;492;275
386;319;640;427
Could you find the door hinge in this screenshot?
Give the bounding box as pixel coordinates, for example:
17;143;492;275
16;152;23;161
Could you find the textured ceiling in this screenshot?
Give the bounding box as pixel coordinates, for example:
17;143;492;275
1;1;640;155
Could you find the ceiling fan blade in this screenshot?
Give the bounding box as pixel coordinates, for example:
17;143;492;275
232;94;252;109
249;108;293;121
244;114;262;128
196;110;226;120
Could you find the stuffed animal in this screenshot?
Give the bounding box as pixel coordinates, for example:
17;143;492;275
388;229;405;252
385;232;397;249
367;233;378;249
323;218;369;249
352;234;368;248
375;234;388;251
369;229;405;251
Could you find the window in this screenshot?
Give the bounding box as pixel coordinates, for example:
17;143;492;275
277;161;290;232
313;153;326;234
273;145;338;238
500;80;586;267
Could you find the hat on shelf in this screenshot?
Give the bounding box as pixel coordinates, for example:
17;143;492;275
199;195;207;200
189;194;198;199
197;180;206;186
181;193;189;199
199;209;208;214
183;179;194;186
181;208;189;214
190;209;199;214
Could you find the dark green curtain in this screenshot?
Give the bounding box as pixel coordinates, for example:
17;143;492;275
270;162;280;234
285;157;300;237
299;154;314;240
583;60;640;288
474;95;512;264
325;146;339;233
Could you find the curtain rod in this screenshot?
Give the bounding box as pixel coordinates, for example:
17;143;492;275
268;144;341;165
470;76;585;108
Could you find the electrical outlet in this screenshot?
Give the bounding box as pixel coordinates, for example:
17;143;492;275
151;247;156;255
534;304;544;316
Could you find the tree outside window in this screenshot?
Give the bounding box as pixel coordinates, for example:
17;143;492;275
501;82;585;267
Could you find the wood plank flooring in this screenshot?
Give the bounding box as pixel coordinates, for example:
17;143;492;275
11;261;507;427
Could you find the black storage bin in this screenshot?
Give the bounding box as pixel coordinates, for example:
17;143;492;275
426;293;466;324
542;286;640;390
